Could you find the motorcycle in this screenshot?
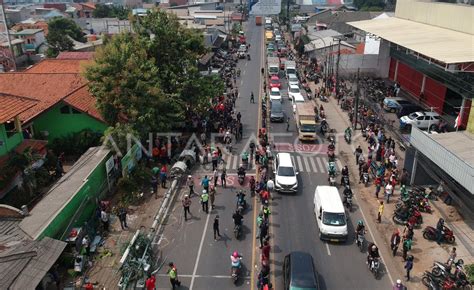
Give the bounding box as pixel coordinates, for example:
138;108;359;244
419;198;432;213
362;172;369;187
422;271;443;290
341;175;350;187
320;94;328;102
393;208;422;227
356;232;364;252
231;257;243;284
234;224;242;240
344;131;351;144
368;257;380;279
329;175;336;186
344;192;353;212
423;226;455;244
431;259;471;290
247;54;251;61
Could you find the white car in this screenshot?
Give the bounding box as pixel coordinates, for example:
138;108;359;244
270;88;282;102
291;94;305;114
287;74;299;87
273;152;298;193
400;111;441;130
288;84;303;100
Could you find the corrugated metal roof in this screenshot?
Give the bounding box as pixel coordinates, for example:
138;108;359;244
348;17;474;64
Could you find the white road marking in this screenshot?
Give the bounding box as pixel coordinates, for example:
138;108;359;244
232;155;238;169
325;243;331;256
296;155;303;172
309;157;318;173
189;212;211;289
336;159;343;171
316;157;325;173
291;155;296;170
355;194;395;285
303;156;311;173
225;155;232;170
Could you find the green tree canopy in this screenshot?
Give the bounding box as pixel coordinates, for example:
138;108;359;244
92;4;131;20
46;17;85;57
85;10;224;140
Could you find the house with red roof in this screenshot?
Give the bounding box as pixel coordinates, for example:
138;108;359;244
0;59;107;146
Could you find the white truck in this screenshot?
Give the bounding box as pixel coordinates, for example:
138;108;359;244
295;103;317;142
285;60;297;77
267;57;280;76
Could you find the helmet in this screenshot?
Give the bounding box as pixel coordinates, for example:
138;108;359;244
439;218;445;224
372;245;377;251
184;194;189;198
233;251;239;258
202;190;207;194
358;220;364;225
396;279;402;285
188;175;192;179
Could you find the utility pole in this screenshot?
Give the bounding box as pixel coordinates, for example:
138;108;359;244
335;38;341;99
239;0;243;27
353;68;360;130
287;0;290;25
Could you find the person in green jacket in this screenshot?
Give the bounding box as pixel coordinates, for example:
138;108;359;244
167;262;180;289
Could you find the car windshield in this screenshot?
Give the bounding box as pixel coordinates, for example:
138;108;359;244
289;76;298;82
408;113;421;120
290;88;300;93
271;91;280;96
301;124;316;132
272;79;280;84
278;166;295;176
322;212;346;226
294;98;304;103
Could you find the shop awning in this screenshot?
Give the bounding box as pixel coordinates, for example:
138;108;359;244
348;17;474;64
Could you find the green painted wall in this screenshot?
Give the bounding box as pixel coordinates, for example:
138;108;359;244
0;124;23;157
32;102;107;142
38;151;110;240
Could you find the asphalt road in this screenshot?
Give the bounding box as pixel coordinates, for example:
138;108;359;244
268;40;393;290
153;17;393;290
154;17;263;290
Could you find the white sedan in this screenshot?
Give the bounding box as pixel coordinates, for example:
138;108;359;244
288;84;303;100
287;74;299;87
270;87;282;102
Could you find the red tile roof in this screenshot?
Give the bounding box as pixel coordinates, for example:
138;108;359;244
0;94;38;123
56;52;95;60
25;59;90;74
64;86;104;122
0;73;85;122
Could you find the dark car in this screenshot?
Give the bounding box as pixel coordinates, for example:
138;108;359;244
283;251;320;290
396;104;424;118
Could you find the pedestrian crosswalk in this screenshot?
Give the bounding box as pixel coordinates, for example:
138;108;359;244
209;153;342;174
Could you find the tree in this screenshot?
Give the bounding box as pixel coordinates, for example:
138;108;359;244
93;4;131;20
46;17;85;57
85;10;224;138
353;0;385;10
102;123;138;155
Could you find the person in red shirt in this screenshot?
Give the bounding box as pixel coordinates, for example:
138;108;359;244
84;282;94;290
145;274;156;290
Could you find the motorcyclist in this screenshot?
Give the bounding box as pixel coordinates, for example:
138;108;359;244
320;118;328;134
343;185;353;205
238;165;246;178
345;127;352;138
249;176;256;192
392;279;405;290
328;162;336;176
436;218;445;244
231;251;242;268
233;211;243;227
236;190;246;208
355;220;365;237
341;165;349;177
241;151;249;165
367;244;380;268
249;141;256;157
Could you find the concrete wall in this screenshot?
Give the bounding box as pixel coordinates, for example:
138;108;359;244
467;101;474;134
395;0;474;34
32;102;107;142
0;124;23;157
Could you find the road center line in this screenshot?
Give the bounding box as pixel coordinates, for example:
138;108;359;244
189;212;211;289
325;243;331;256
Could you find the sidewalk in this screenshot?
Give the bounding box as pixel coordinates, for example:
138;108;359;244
308;79;473;289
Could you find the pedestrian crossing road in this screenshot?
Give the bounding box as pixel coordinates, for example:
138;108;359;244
198;152;342;174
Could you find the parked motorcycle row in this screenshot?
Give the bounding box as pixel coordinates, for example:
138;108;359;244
422;259;472;290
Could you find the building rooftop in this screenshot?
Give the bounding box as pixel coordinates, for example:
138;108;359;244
12;29;43;35
64;86;104;122
348;17;474;64
0;237;66;289
0;73;85;122
429;131;474;169
25;59;89;74
19;147;110;240
0;94;38;123
56;51;95;60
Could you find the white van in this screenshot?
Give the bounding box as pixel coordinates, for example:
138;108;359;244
313;186;348;242
273;153;298;193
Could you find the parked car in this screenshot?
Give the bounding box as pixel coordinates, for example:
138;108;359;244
288;84;302;100
270;88;282;103
283;251;320;290
383;98;413;113
396;104;423;118
269;75;281;89
287;74;299;87
400;111;441;130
